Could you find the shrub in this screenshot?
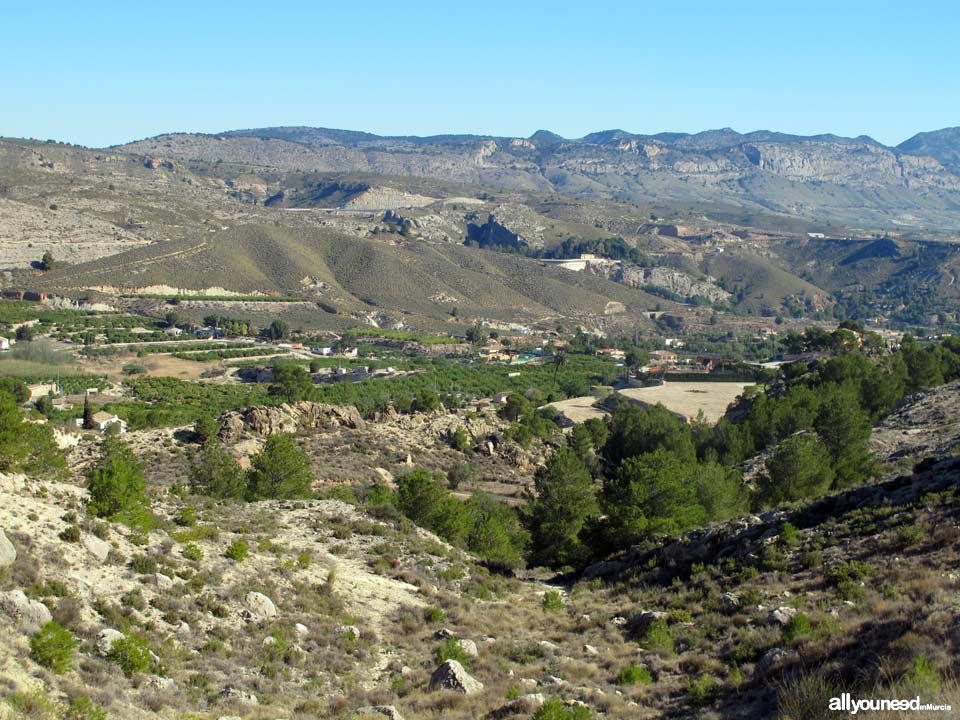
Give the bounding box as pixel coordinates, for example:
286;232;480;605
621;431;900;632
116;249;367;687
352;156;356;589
174;505;197;527
425;606;445;623
532;698;592;720
65;695;107;720
129;554;158;574
189;442;246;499
29;621;76;673
225;539;249;562
616;663;652;686
436;637;472;667
193;414;220;444
107;633;153;676
779;522;801;548
542;590;564;612
782;612;812;645
899;656;941;696
182;543;203;562
58;525;81;543
450;426;471;452
685;674;718;706
296;551;311;569
447;461;474;490
640;618;674;655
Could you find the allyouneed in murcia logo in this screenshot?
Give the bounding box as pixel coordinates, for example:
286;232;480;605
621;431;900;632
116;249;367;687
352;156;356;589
829;694;953;714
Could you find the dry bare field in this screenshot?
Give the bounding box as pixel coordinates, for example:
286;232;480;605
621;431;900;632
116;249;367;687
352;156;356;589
617;381;753;423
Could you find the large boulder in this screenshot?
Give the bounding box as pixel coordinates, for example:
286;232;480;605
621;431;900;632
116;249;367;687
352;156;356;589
429;659;484;694
0;530;15;569
242;592;277;622
754;647;798;678
0;590;52;632
456;638;479;658
82;534;111;563
219;401;365;441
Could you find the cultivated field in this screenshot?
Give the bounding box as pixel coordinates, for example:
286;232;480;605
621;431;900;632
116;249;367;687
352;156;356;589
617;381;753;423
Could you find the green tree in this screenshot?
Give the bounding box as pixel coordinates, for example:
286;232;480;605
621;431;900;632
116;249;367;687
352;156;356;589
39;250;55;271
269;362;314;402
245;434;314;500
193;414;220;444
190;442;246;499
604;402;696;465
87;436;148;518
499;393;531;422
760;434;834;506
268;319;290;340
82;394;95;430
523;446;597;568
0;392;65;476
15;324;34;342
814;387;873;488
465;492;528;568
414;388;441;413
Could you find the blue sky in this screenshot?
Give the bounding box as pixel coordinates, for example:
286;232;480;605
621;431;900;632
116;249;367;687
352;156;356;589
1;1;957;147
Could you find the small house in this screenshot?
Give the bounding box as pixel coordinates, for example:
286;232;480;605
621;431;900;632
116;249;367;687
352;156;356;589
89;411;127;434
163;326;183;337
649;350;678;363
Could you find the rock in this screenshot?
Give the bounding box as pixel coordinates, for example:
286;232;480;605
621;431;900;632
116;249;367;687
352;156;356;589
96;628;125;656
294;623;309;637
610;616;628;626
155;573;174;590
219;401;365;442
456;638;479;657
82;534;111;563
721;592;740;612
538;675;567;687
485;694;546;719
356;706;405;720
336;624;360;639
243;592;277;622
538;640;558;651
768;606;799;627
0;590;52;632
219;687;258;706
583;644;599;656
429;660;484;694
262;636;277;647
176;621;191;637
146;676;175;690
434;627;455;639
754;647;798;678
0;530;16;568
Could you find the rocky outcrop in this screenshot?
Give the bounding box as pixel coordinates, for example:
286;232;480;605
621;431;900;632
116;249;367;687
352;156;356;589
593;263;731;303
242;591;277;622
0;529;15;568
0;589;52;632
429;659;484;694
219;402;365;441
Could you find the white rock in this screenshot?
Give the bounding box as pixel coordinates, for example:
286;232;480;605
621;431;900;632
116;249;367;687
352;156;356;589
456;638;479;657
0;530;16;568
82;534;111;563
96;628;125;656
336;624;360;639
538;640;558;651
0;590;52;633
220;687;258;706
583;644;599;656
356;706;405;720
428;660;483;694
294;622;309;637
243;592;277;622
154;573;174;590
768;606;799;627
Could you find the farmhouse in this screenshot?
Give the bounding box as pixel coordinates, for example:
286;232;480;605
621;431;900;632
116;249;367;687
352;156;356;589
88;411;127;434
649;350;678;363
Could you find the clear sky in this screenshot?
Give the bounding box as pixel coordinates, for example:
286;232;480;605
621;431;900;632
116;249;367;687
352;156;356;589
2;1;957;147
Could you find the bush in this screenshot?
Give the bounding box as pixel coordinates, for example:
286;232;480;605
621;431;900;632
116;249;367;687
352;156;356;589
107;633;153;676
29;621;76;673
532;698;592;720
899;656;941;696
65;695;107;720
640;618;674;655
425;607;445;624
436;637;472;667
782;612;812;645
193;414;220;443
181;543;203;561
779;521;801;548
58;525;81;543
685;674;718;707
447;461;474;490
129;554;157;574
542;590;564;612
225;539;249;562
189;441;246;499
616;663;652;686
450;426;471;452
